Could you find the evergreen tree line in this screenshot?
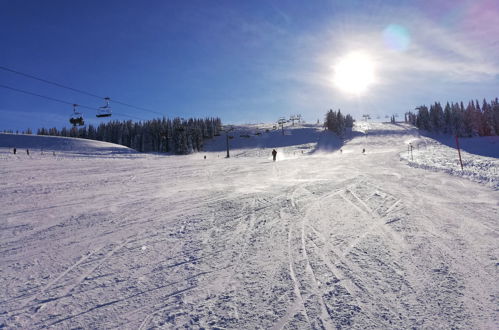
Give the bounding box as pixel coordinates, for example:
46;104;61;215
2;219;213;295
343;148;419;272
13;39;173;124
37;117;222;154
324;109;354;135
1;128;32;134
406;98;499;137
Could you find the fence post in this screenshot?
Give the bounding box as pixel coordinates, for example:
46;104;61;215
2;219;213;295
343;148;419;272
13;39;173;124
455;135;464;170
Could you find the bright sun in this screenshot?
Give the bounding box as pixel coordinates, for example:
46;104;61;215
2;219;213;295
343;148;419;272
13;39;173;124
333;52;376;95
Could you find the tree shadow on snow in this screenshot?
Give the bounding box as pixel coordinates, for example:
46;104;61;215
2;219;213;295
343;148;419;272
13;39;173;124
204;125;328;151
419;131;499;158
310;128;361;154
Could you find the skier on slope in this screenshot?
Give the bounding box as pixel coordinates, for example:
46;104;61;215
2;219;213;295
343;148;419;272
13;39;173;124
272;149;277;162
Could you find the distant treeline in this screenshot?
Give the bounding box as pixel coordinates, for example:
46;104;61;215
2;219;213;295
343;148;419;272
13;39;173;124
37;117;222;154
324;109;354;135
406;98;499;137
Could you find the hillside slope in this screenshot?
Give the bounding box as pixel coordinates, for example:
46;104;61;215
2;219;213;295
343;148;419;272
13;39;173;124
0;133;134;157
1;122;497;329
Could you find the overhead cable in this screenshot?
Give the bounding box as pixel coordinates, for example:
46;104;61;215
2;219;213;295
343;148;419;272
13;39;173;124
0;83;146;121
0;65;165;116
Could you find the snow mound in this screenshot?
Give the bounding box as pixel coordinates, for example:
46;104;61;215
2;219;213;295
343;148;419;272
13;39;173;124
400;135;499;190
0;133;136;158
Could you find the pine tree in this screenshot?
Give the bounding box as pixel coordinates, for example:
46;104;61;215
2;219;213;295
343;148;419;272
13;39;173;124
429;102;444;132
35;116;222;154
345;114;354;128
416;106;430;130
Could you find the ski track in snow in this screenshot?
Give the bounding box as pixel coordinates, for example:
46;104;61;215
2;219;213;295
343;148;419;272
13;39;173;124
0;123;498;329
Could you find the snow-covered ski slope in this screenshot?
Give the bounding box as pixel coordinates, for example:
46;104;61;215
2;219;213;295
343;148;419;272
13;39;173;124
1;123;497;329
0;133;135;158
399;131;499;190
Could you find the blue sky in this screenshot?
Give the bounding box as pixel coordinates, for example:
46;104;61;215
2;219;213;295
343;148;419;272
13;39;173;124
1;0;498;131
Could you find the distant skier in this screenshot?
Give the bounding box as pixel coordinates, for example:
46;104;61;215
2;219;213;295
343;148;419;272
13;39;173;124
13;147;16;154
362;148;365;154
340;149;343;154
26;149;29;155
204;155;206;159
272;149;277;162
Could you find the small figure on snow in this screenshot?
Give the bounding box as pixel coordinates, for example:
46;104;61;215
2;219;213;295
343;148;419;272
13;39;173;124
204;155;206;159
13;147;16;154
340;149;343;154
272;149;277;162
26;149;29;155
362;148;365;154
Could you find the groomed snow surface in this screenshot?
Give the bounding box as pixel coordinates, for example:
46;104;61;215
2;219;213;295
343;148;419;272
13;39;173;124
1;123;497;329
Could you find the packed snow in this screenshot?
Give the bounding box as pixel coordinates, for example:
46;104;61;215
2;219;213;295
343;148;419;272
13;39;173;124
1;122;497;329
399;131;499;190
0;133;136;159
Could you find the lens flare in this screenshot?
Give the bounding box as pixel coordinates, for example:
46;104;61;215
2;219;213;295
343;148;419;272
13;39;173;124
383;24;410;52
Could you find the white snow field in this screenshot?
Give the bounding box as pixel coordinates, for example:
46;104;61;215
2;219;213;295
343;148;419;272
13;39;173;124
399;131;499;190
1;123;498;329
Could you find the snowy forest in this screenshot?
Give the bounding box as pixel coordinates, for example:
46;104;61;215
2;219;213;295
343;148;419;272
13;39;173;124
406;98;499;137
324;109;354;135
36;117;222;154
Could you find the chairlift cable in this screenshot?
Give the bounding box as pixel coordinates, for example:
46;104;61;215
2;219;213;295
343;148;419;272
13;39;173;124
0;65;165;116
0;83;80;107
0;83;146;121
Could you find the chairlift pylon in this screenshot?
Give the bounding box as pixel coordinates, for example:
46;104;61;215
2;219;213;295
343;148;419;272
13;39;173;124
69;104;84;126
96;97;112;118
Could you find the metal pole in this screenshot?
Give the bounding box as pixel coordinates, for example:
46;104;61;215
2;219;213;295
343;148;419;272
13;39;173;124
226;133;230;158
455;135;463;170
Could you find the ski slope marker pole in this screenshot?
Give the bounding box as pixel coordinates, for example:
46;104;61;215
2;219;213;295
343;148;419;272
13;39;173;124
455;135;463;171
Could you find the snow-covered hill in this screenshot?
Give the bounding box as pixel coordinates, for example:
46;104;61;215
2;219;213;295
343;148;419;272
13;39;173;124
1;122;497;329
0;133;135;158
395;128;499;190
202;123;343;159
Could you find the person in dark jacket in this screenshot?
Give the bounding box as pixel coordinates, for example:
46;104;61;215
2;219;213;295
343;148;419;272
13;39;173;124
272;149;277;161
13;147;16;154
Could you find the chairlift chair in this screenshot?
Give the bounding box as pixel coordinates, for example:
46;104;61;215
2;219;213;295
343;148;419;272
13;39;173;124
96;97;112;118
69;104;84;126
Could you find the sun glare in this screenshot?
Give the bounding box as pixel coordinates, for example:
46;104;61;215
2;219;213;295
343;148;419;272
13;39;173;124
333;52;376;95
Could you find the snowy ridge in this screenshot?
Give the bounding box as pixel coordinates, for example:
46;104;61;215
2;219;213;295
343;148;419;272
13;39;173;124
0;133;135;159
1;122;497;329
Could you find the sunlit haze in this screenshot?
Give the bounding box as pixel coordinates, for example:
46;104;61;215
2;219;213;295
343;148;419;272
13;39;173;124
333;52;376;96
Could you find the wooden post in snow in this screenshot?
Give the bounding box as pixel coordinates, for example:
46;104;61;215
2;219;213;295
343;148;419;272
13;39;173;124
455;135;464;171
